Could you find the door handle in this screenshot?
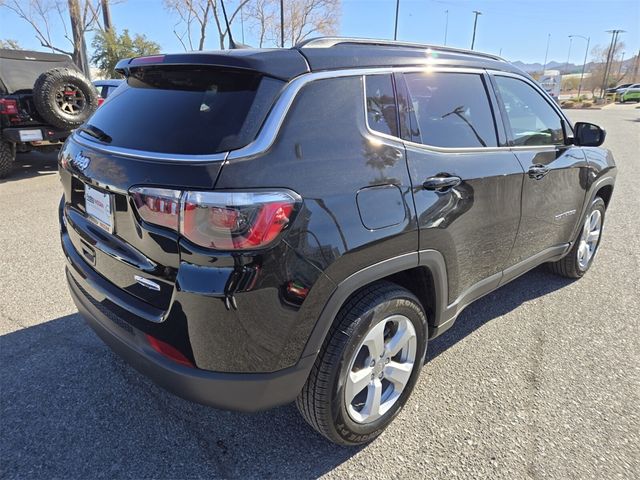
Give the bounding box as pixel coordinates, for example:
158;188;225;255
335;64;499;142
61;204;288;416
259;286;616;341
528;164;550;180
423;175;462;192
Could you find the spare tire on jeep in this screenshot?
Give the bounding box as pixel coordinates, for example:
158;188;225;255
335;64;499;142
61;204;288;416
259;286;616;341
33;68;98;130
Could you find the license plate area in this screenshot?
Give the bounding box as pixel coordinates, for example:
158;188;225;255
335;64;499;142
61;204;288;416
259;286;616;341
19;129;44;142
84;184;114;233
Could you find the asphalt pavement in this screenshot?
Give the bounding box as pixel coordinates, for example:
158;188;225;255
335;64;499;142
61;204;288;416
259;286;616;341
0;103;638;479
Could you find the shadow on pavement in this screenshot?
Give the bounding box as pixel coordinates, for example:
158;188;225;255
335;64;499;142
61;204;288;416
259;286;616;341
0;151;59;183
427;266;573;362
0;266;571;479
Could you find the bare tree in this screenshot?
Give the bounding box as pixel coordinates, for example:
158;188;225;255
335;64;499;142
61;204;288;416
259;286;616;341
165;0;251;51
246;0;339;48
586;42;626;96
2;0;102;74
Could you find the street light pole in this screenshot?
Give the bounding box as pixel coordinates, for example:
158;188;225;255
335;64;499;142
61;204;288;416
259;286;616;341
470;10;482;50
280;0;284;48
444;10;449;45
394;0;400;41
543;33;551;73
570;35;590;101
602;29;625;97
565;36;573;73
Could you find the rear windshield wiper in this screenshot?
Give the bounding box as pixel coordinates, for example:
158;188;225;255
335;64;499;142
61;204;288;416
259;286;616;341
77;125;112;144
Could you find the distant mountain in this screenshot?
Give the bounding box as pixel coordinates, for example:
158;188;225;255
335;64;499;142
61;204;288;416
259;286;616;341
511;55;638;75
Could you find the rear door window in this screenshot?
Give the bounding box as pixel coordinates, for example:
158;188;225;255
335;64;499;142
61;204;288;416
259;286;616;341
402;72;498;148
82;66;283;155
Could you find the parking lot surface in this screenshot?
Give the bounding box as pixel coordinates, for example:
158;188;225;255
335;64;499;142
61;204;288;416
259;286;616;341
1;104;638;479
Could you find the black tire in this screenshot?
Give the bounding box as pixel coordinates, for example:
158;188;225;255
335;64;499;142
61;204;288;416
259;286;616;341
33;68;98;130
548;197;606;278
0;140;15;179
296;281;428;445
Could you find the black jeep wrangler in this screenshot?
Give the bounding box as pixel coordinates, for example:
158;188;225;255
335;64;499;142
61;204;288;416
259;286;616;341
59;37;616;445
0;48;98;178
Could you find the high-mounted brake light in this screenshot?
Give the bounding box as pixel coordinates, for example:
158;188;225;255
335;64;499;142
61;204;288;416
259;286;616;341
129;188;299;251
130;55;166;65
0;98;18;115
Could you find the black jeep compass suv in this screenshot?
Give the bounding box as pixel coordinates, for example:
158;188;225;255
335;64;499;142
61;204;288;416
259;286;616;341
58;38;616;445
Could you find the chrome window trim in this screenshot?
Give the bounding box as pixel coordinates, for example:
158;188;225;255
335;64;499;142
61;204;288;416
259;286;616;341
71;132;229;163
74;65;570;163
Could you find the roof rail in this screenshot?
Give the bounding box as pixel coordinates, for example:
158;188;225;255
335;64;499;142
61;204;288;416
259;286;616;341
296;36;505;62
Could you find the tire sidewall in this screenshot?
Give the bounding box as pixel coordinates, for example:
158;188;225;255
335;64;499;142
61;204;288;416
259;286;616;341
34;68;98;130
329;295;427;444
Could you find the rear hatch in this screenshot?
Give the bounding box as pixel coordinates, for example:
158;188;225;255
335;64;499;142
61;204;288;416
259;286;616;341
60;63;285;310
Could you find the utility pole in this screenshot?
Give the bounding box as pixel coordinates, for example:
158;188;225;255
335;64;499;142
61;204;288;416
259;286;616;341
617;51;626;77
601;30;626;97
101;0;113;32
565;36;573;73
543;33;551;73
570;34;590;101
470;10;481;50
443;10;448;45
394;0;400;41
280;0;284;47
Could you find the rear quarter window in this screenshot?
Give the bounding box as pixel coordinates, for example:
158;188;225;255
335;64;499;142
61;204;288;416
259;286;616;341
82;66;283;155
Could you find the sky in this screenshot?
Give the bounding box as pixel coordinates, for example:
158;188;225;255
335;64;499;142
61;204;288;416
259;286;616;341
1;0;639;66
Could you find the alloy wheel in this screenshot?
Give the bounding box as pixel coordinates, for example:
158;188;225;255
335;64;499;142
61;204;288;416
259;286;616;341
344;314;417;424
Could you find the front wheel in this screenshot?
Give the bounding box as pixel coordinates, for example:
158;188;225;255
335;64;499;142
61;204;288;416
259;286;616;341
296;282;428;445
548;197;606;278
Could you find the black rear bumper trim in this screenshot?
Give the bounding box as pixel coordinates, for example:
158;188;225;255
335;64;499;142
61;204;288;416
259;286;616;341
66;267;314;412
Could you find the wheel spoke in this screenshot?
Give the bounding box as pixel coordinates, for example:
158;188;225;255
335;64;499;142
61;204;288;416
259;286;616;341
361;378;382;421
384;360;413;389
587;229;600;243
363;320;386;359
346;367;373;402
386;322;415;357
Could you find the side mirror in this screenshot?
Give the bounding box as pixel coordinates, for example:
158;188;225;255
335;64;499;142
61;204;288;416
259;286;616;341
574;122;606;147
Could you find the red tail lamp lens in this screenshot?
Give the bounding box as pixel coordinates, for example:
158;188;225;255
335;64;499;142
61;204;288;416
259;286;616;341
131;187;182;230
129;188;299;250
145;334;194;368
0;98;18;115
181;191;298;250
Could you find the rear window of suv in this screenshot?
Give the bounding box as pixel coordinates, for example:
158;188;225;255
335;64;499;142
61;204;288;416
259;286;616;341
81;66;283;155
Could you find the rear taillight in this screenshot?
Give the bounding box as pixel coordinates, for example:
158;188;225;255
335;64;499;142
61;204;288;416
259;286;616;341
131;187;182;231
97;97;105;106
130;187;299;250
0;98;18;115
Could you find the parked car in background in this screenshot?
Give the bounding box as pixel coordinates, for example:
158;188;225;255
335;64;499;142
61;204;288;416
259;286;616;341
93;79;123;105
606;82;632;95
538;69;560;102
617;83;640;103
58;37;616;446
0;48;98;178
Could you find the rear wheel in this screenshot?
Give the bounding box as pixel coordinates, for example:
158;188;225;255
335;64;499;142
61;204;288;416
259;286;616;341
296;282;428;445
548;197;606;278
0;140;15;179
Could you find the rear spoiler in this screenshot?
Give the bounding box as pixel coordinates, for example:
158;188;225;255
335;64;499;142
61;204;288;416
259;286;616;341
115;50;309;81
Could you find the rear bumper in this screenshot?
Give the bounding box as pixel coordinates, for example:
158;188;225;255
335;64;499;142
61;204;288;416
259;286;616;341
66;266;314;411
2;126;70;143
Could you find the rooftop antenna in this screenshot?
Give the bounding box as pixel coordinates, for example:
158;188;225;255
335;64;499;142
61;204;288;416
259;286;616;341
220;0;237;49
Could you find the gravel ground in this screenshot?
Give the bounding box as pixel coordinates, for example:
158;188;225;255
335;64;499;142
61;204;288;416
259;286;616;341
0;104;638;479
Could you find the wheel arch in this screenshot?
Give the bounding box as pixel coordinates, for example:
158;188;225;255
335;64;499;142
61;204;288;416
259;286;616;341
299;250;448;360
